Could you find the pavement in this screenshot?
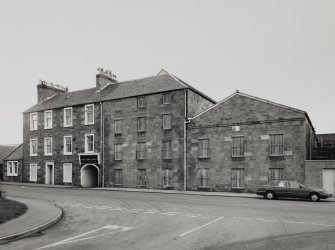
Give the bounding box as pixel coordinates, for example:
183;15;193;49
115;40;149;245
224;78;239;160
0;196;63;245
1;181;257;198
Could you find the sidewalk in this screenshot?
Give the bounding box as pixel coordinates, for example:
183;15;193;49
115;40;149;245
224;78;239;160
0;197;63;245
1;181;257;198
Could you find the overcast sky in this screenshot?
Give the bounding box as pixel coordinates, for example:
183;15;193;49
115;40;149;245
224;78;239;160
0;0;334;144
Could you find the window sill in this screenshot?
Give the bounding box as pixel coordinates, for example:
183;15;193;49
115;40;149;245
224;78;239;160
198;156;210;159
30;129;38;131
232;155;245;158
7;175;18;177
64;125;73;128
44;127;52;130
44;154;53;156
85;151;94;154
137;158;146;160
30;154;37;157
114;159;123;161
85;122;94;126
114;133;122;136
64;153;73;156
269;154;284;157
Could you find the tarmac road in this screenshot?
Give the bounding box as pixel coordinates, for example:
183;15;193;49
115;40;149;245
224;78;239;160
1;185;335;250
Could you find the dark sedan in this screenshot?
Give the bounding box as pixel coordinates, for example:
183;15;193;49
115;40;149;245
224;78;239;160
256;179;331;201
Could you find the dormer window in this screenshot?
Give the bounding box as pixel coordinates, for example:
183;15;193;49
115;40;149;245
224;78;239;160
85;104;94;125
30;113;38;131
44;110;53;129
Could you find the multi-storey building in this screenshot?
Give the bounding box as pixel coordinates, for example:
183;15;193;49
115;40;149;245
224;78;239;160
22;69;214;188
16;68;335;194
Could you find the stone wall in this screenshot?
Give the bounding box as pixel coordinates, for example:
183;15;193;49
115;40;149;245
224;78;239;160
186;94;310;192
3;160;22;182
305;160;335;189
103;90;186;189
187;90;214;118
22;103;102;185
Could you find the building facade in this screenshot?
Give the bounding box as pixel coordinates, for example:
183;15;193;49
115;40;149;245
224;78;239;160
3;144;23;182
186;92;316;192
22;69;214;188
18;68;335;193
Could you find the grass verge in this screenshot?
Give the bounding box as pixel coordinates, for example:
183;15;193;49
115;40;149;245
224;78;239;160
0;198;28;224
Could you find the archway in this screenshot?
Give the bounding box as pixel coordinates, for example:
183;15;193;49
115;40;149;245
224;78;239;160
81;164;99;187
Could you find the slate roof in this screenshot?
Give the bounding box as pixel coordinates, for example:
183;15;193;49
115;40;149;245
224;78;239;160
0;145;18;164
4;144;23;161
24;70;215;113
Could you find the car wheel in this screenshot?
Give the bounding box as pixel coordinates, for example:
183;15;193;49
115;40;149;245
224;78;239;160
265;191;276;200
309;193;320;202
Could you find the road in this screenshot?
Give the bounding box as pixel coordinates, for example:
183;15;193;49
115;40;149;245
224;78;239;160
1;185;335;250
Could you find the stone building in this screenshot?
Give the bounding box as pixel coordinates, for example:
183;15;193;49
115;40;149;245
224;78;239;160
3;144;23;182
20;68;335;194
0;145;18;181
186;91;316;192
22;69;214;188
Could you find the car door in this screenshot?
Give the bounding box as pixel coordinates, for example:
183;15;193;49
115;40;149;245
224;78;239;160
274;180;288;197
287;181;305;198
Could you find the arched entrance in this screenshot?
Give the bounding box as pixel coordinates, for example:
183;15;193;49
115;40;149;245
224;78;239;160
81;164;99;187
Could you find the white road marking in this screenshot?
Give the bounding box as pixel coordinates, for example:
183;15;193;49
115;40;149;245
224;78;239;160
179;217;224;237
233;216;253;220
310;223;334;227
255;218;277;222
282;221;304;224
36;225;133;249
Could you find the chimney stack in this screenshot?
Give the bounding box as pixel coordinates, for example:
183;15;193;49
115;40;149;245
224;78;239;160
37;80;68;103
96;68;118;90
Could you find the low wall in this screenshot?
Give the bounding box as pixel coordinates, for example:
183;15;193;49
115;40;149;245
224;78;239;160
305;160;335;189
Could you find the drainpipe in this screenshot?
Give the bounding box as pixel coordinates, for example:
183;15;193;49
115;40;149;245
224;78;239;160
100;101;104;187
183;89;189;191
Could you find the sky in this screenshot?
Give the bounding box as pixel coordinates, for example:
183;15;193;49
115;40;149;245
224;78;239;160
0;0;334;144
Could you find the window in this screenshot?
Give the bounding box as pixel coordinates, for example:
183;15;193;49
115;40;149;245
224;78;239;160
287;181;303;189
30;139;37;156
29;164;38;182
232;169;244;188
114;169;122;186
162;141;172;159
7;161;18;176
44;137;53;156
44;110;52;129
115;144;123;160
30;112;38;131
163;93;171;104
162;169;171;186
63;163;72;183
85;134;94;153
138;169;147;187
136;142;146;159
232;126;240;132
232;136;244;157
64;136;72;155
198;168;209;187
115;120;122;134
137;117;146;132
162;114;171;130
269;168;283;180
270;134;284;156
85;104;94;125
198;138;209;158
64;107;73;127
115;100;122;111
137;96;146;108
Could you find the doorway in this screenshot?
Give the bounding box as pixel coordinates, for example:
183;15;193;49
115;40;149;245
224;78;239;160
81;164;99;187
45;162;54;185
322;169;335;195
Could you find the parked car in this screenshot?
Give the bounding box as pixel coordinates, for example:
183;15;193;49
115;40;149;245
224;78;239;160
256;179;331;201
